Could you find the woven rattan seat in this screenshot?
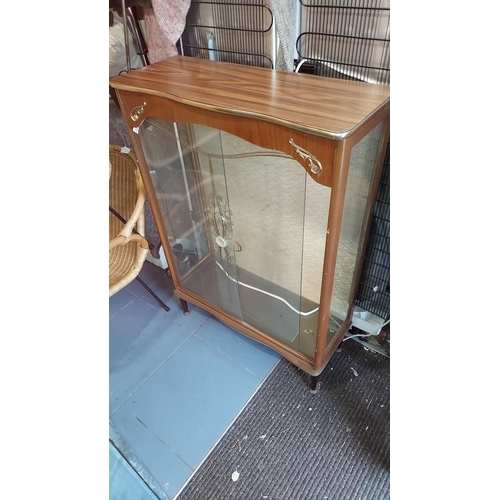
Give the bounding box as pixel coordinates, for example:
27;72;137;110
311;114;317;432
109;144;150;296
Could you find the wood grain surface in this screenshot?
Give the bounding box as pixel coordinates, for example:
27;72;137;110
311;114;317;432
110;56;390;139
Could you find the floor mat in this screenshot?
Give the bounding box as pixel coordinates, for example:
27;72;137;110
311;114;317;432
175;339;390;500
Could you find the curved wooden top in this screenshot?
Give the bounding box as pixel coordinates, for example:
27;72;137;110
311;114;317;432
110;56;390;139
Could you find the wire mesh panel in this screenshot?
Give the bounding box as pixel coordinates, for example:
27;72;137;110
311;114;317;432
297;0;390;84
180;0;276;68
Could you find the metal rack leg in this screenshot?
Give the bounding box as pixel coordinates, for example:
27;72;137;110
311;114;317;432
136;276;170;311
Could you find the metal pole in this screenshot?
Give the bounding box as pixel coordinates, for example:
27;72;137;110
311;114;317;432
121;0;131;72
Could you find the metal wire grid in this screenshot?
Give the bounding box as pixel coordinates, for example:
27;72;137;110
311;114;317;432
296;0;390;85
180;0;275;68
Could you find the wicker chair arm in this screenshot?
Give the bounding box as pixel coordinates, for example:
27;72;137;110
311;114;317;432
109;233;149;297
118;172;146;241
110;233;150;252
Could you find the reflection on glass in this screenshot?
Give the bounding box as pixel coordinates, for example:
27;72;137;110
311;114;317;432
328;122;385;344
137;118;332;358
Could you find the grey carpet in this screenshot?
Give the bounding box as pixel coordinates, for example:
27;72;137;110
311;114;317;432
176;339;389;500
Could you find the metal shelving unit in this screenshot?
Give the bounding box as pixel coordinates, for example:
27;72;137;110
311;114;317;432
180;0;276;68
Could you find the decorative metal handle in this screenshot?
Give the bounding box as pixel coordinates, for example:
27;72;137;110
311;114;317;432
289;139;322;175
130;102;146;122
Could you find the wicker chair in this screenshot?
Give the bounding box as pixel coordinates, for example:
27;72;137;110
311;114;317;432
109;144;169;310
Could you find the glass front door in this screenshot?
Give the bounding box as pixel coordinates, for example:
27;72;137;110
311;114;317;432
138;118;332;359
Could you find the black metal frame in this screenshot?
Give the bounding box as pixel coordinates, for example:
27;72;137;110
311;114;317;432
296;0;390;85
180;0;275;68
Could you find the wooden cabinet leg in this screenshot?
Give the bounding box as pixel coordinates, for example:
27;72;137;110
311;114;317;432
310;375;319;394
180;299;190;315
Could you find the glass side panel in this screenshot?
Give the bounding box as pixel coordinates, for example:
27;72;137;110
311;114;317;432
137;118;332;359
328;122;385;344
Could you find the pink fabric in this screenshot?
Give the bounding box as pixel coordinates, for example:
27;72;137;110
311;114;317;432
144;0;191;63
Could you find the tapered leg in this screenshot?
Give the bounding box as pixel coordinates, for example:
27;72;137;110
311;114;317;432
180;299;190;315
162;267;189;314
310;375;319;394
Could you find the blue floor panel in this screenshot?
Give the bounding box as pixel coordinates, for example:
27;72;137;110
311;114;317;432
109;305;191;415
110;261;280;500
109;442;158;500
110;412;193;499
109;288;136;319
194;316;282;379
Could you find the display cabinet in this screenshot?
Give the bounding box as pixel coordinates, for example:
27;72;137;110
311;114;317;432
110;55;389;384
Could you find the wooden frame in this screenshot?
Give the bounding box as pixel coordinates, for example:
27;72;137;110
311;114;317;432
110;56;390;378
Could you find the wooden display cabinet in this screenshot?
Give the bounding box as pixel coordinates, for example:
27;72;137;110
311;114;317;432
110;56;390;386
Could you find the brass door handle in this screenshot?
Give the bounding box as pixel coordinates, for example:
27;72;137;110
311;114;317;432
130;102;146;122
289;139;322;175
